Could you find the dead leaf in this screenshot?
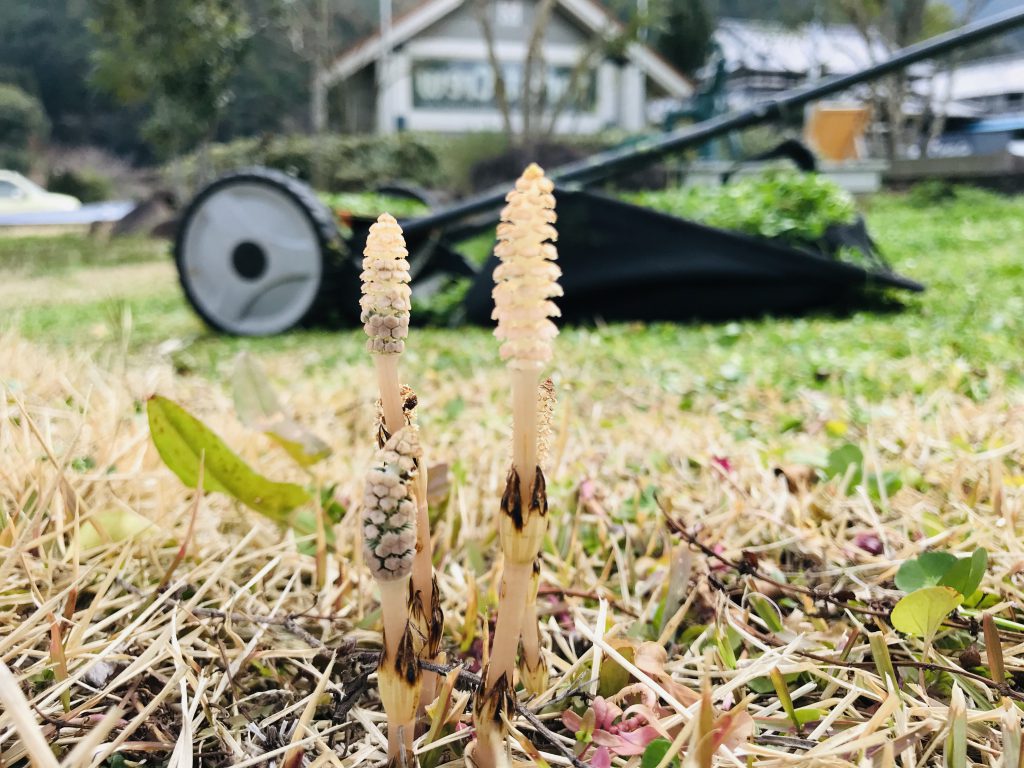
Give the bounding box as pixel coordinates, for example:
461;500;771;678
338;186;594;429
427;462;451;505
634;642;700;705
774;464;818;494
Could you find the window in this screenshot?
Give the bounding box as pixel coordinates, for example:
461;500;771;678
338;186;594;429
0;181;21;199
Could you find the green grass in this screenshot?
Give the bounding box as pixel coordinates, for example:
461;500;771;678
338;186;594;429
0;234;166;276
2;186;1022;410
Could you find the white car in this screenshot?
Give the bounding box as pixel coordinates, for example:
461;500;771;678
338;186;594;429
0;170;81;214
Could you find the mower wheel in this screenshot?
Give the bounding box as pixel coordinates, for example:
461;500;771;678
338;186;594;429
174;167;342;336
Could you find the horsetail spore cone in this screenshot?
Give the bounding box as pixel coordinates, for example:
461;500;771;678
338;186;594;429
363;428;419;583
363;427;422;765
362;212;411;433
476;164;561;768
492;164;562;371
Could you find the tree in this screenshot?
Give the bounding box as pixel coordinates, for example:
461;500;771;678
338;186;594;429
0;84;49;171
474;0;660;152
89;0;254;158
0;0;148;157
655;0;715;78
838;0;955;161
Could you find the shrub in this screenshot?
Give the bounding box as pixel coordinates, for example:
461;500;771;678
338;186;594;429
46;167;114;203
629;170;859;245
174;131;631;197
176;134;442;193
0;84;49;172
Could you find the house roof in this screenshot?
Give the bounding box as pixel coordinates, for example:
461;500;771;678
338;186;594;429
929;54;1024;101
713;18;929;78
323;0;692;98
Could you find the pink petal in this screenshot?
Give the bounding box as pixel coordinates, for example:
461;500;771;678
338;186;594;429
561;711;583;731
612;726;663;755
591;747;613;768
592;696;623;730
590;730;622;748
579;479;597;502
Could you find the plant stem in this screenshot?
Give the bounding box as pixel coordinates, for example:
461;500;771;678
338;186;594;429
519;559;547;695
377;579;418;765
413;471;434;617
375;355;405;436
511;367;539;491
486;560;532;688
380;579;408;658
413;475;440;708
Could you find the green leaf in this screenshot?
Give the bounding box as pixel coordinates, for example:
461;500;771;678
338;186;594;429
794;707;825;725
939;548;988;598
891;586;963;641
715;629;737;669
147;395;310;520
866;470;903;502
826;443;863;485
748;593;784;633
231;352;281;425
262;421;332;467
894;552;958;592
79;508;154;549
232;352;331;467
641;739;679;768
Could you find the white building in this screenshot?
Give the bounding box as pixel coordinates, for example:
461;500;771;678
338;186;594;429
711;18;929;110
326;0;692;134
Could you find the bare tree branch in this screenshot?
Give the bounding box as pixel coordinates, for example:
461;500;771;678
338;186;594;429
522;0;558;149
474;0;515;141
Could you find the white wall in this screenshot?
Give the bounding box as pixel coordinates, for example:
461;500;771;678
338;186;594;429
373;14;648;134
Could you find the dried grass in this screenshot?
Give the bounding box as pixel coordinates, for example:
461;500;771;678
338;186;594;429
1;327;1023;767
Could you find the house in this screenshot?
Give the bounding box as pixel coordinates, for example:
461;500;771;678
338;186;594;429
925;54;1024;157
710;18;923;111
325;0;692;134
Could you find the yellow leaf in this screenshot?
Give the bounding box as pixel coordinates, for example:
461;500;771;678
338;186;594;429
891;586;962;641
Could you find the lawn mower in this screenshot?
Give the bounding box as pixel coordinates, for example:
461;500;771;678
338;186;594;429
173;7;1024;336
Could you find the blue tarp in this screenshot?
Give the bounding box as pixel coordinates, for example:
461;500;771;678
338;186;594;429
963;113;1024;134
0;200;135;227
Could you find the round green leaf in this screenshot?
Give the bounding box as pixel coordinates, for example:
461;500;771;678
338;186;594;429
891;586;963;640
938;548;988;598
895;551;957;592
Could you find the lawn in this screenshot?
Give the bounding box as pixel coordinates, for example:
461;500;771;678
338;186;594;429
1;187;1022;765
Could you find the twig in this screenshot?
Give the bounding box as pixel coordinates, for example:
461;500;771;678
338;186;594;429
662;511;891;617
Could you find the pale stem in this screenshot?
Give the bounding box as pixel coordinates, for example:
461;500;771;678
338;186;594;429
485;560;533;688
388;722;414;765
473;726;505;768
379;579;415;764
521;567;541;670
379;579;409;659
375;354;405;436
413;471;433;612
511;367;540;492
414;471;438;708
